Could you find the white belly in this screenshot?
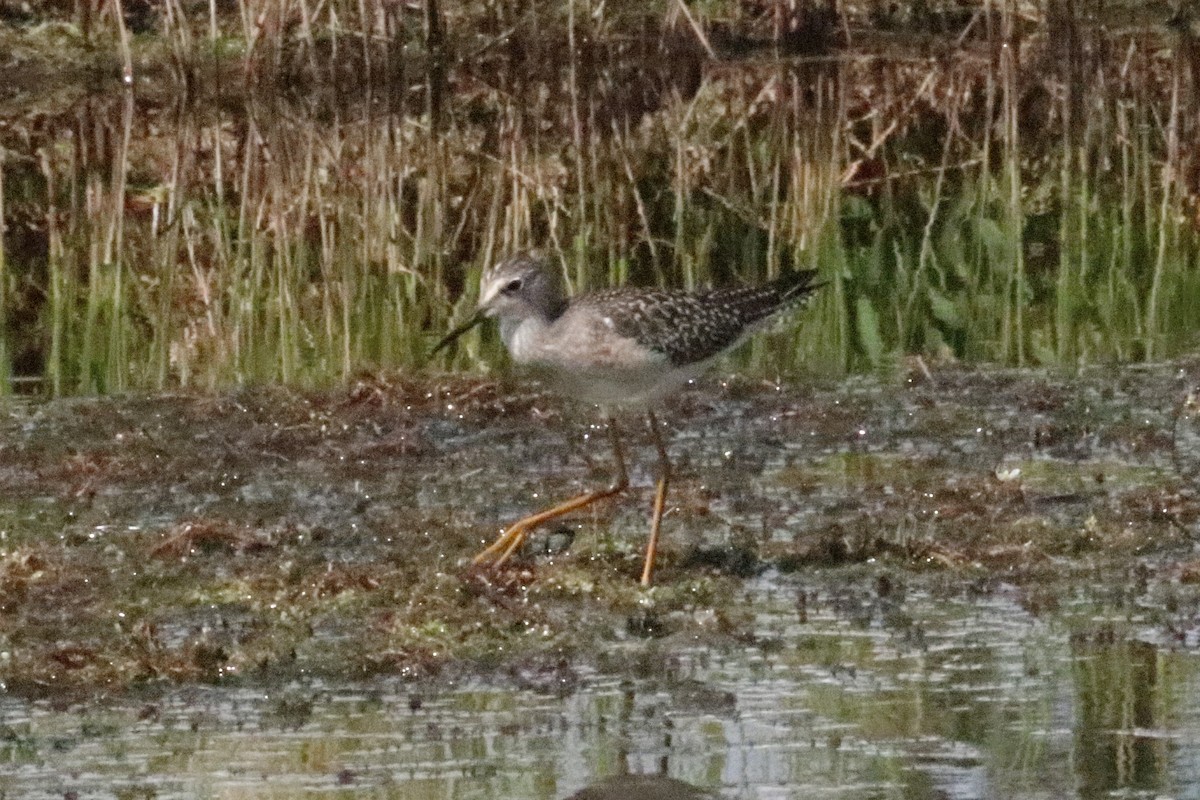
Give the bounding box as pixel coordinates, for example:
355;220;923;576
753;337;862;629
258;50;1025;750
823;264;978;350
503;313;709;406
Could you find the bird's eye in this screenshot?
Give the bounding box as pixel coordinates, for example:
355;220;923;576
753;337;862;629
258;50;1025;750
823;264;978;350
502;278;523;294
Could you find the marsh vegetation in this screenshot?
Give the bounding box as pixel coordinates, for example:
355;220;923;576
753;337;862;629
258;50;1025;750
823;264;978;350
2;0;1200;393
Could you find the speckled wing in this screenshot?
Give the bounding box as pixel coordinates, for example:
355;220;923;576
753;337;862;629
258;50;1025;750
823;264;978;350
579;270;820;367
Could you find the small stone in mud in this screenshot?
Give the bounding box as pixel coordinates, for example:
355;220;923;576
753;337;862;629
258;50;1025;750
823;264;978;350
679;543;761;577
565;775;713;800
627;608;668;638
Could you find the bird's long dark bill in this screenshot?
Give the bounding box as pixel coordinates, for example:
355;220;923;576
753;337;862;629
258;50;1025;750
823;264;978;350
431;310;485;355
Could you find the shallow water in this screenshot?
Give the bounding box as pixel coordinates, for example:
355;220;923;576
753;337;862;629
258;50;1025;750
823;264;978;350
3;364;1200;798
0;575;1195;800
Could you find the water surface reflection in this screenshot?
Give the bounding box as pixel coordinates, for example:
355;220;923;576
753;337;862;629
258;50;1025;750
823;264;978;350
0;573;1195;799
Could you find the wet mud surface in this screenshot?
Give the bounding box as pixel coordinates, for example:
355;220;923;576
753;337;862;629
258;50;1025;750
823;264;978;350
3;362;1200;797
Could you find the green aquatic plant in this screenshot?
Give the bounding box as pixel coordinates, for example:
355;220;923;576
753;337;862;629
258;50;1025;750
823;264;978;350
1;1;1200;394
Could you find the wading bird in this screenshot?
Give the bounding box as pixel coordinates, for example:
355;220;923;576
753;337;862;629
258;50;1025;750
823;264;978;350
434;252;820;586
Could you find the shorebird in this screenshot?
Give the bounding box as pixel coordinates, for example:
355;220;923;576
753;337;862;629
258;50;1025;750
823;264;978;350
434;252;820;586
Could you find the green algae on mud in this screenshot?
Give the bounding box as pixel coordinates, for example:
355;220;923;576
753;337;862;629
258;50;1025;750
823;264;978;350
0;363;1199;697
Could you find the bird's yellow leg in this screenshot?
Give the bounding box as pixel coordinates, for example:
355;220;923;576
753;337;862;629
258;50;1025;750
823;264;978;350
640;410;671;587
472;417;630;567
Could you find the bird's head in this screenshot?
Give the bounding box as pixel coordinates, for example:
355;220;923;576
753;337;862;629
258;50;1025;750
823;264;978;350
432;251;565;354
